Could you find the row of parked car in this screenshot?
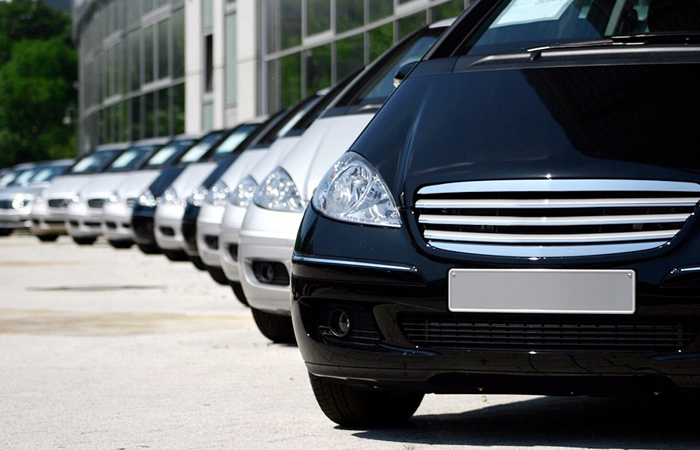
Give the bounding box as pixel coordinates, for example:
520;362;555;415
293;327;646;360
5;0;700;429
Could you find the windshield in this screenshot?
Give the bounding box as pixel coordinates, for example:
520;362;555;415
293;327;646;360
340;27;445;108
143;139;197;168
29;166;68;183
462;0;700;55
106;146;158;172
0;170;19;187
212;124;260;156
179;132;223;163
69;149;123;174
8;168;40;186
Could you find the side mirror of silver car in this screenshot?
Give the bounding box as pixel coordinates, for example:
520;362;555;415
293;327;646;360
393;62;418;88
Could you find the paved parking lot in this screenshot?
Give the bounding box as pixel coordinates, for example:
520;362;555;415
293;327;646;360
1;233;699;450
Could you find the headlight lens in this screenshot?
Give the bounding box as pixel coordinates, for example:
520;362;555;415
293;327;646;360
108;191;121;204
12;194;29;210
186;185;208;206
312;152;401;228
204;180;230;207
228;176;257;207
71;194;84;204
138;189;157;207
253;167;303;212
160;188;182;206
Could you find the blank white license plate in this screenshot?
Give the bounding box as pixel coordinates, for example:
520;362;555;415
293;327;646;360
448;269;635;314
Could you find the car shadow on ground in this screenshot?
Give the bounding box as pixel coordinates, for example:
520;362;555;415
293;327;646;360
350;395;700;449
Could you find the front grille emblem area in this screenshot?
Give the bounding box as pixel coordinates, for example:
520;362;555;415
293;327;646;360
414;179;700;258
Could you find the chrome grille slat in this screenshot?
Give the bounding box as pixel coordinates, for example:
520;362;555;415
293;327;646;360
415;179;700;257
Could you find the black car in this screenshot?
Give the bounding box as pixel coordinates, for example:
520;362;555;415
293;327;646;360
292;0;700;427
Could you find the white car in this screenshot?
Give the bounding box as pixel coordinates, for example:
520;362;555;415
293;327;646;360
102;134;202;248
154;122;263;262
66;139;165;245
0;160;72;238
237;19;454;343
217;75;361;303
32;143;130;241
197;94;326;288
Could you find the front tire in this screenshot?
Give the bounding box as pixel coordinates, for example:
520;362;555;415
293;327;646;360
163;249;188;262
37;234;59;242
73;236;97;246
251;308;296;344
137;243;161;255
206;266;229;286
0;229;13;236
230;282;249;306
188;255;207;271
309;374;424;428
108;239;133;249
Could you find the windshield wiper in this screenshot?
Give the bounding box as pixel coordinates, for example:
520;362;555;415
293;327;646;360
528;33;700;58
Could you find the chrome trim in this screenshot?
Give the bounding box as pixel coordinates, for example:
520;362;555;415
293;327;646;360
430;241;668;258
415;197;700;209
425;229;679;244
417;179;700;195
419;213;691;226
292;254;416;272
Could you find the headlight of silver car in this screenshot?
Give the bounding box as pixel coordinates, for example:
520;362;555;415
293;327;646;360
138;189;157;207
312;152;401;228
228;176;257;207
186;185;208;207
204;180;230;207
108;191;121;204
253;167;303;212
160;188;182;206
12;194;30;210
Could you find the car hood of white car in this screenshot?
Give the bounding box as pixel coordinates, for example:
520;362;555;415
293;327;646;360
277;114;375;202
112;169;162;200
168;162;217;198
42;174;95;200
75;173;131;200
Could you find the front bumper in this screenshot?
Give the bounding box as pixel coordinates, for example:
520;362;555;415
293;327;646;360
218;204;249;282
102;202;134;242
196;204;225;267
0;207;31;230
291;207;700;396
238;203;302;314
181;205;200;257
66;202;103;238
31;202;68;235
154;203;185;250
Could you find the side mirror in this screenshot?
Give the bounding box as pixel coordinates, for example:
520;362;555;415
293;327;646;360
393;62;418;88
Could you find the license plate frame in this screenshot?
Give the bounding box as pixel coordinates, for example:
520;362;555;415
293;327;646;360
448;269;636;314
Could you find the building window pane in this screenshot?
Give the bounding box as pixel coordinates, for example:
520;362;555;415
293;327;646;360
157;19;169;80
307;0;330;35
145;92;155;138
203;103;213;131
172;83;185;134
369;23;393;60
280;54;301;108
368;0;393;23
157;89;169;136
172;8;185;79
397;12;427;39
336;0;364;33
129;0;140;26
204;34;213;93
306;43;331;95
144;25;155;84
280;0;302;50
225;14;237;105
203;0;213;29
336;34;364;80
128;30;141;91
122;100;130;141
131;97;142;140
431;0;467;21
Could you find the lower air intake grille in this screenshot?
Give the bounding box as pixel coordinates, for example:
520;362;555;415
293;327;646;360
0;200;13;209
301;302;381;349
398;313;699;353
48;199;69;209
87;198;106;209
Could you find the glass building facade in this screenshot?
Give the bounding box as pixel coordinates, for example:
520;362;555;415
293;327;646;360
73;0;469;152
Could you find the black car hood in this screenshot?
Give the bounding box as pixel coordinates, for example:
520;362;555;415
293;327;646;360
352;58;700;207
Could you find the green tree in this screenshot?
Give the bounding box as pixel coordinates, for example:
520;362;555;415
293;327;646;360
0;1;75;168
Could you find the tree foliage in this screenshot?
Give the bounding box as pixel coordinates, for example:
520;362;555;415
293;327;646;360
0;0;76;168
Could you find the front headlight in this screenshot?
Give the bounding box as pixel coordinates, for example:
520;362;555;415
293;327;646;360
160;188;182;206
186;185;208;207
253;167;303;212
228;176;257;207
108;191;121;204
12;194;30;210
312;152;401;228
138;189;157;207
72;194;84;205
204;180;230;207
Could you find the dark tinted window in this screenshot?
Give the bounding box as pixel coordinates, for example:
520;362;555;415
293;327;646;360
69;150;123;174
29;166;69;183
179;132;223;163
106;146;159;172
212;124;260;156
143;139;197;168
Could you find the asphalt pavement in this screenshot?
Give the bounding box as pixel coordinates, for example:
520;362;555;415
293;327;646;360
1;233;699;450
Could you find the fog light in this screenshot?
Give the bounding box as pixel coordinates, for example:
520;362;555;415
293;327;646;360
259;263;276;283
329;309;351;338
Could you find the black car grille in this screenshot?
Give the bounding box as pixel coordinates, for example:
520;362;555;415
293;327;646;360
48;199;69;209
87;198;106;209
398;313;699;353
126;198;137;208
0;200;13;209
415;179;700;258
